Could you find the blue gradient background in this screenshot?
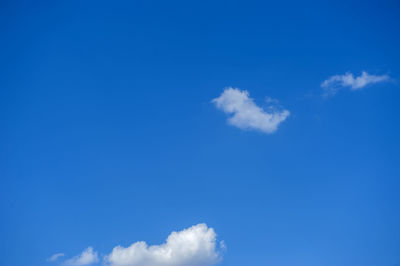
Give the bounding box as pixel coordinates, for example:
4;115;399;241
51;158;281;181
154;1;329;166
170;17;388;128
1;0;400;265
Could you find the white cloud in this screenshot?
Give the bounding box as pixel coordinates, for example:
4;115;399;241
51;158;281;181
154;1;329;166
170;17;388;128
106;223;222;266
321;71;389;96
212;87;290;134
63;247;99;266
47;253;65;262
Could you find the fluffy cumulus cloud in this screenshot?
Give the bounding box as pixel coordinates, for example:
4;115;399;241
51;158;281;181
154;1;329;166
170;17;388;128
51;224;222;266
212;87;290;134
62;247;99;266
321;71;389;96
106;223;221;266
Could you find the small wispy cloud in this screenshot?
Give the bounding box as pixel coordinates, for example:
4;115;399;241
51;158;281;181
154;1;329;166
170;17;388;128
321;71;389;96
47;253;65;262
62;247;98;266
212;87;290;134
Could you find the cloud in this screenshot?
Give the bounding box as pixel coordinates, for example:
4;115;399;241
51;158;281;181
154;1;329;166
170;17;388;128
106;223;222;266
63;247;99;266
47;253;65;262
321;71;389;96
212;87;290;134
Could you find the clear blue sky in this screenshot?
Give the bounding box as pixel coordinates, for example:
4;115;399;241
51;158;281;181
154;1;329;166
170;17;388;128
1;0;400;265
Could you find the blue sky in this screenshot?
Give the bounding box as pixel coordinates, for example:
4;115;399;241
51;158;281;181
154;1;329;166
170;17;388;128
1;0;400;265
